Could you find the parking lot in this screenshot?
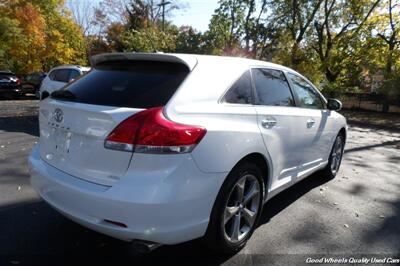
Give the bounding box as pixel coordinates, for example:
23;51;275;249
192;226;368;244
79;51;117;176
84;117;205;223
0;100;399;265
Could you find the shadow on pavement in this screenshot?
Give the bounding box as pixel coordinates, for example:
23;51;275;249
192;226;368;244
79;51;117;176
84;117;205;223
258;172;329;227
0;172;331;265
345;140;400;154
0;116;39;136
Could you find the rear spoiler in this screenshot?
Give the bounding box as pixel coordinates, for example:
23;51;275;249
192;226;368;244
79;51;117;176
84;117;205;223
90;53;198;71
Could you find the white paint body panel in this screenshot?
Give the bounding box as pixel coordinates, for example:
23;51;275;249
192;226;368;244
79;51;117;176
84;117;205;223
29;53;347;245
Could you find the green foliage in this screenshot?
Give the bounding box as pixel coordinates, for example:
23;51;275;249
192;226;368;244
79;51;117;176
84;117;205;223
0;0;399;102
175;26;206;54
380;72;400;100
0;0;86;74
0;17;21;70
121;27;176;52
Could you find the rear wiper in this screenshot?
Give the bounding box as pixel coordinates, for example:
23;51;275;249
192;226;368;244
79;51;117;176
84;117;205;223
51;90;76;100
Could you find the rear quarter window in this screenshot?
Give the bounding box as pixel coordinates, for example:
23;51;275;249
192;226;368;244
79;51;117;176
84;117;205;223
57;60;189;108
223;70;252;104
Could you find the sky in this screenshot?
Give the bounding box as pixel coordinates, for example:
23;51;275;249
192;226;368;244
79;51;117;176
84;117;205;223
172;0;219;32
69;0;220;33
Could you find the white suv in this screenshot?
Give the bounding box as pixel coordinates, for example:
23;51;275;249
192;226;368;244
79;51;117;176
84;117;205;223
39;65;90;99
29;53;346;253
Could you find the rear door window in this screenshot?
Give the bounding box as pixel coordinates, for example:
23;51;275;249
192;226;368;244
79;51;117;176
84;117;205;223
68;69;80;81
55;60;190;108
252;68;295;107
54;69;70;83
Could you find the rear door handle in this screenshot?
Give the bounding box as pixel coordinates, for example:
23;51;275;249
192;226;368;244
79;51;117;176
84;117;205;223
306;118;315;128
261;117;277;128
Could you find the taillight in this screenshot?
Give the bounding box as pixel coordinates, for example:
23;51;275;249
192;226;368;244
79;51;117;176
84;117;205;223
104;107;206;154
16;78;21;85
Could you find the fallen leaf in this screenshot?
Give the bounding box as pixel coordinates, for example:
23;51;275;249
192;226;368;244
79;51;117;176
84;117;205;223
379;215;385;219
333;202;338;206
17;186;21;191
344;224;349;228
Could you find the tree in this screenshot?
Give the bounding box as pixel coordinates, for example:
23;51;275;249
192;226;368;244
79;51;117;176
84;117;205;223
205;0;248;55
269;0;323;67
312;0;381;84
66;0;96;36
39;1;86;69
121;26;176;52
175;26;206;54
126;0;150;29
377;0;400;74
0;17;21;70
370;0;400;111
0;2;46;73
0;0;86;73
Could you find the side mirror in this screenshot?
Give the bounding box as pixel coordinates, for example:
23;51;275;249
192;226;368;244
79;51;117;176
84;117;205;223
327;98;342;111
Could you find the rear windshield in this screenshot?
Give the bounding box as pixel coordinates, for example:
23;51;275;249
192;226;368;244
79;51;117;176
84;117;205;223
54;60;189;108
0;73;15;79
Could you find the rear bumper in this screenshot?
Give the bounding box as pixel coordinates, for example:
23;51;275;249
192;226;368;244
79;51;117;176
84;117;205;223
0;85;22;95
28;145;227;245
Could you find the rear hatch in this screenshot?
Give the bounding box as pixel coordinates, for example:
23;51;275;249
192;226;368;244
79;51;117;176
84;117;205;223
39;59;190;186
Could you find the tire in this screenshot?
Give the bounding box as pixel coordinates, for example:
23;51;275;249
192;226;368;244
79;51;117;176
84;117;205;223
203;161;264;254
322;133;345;179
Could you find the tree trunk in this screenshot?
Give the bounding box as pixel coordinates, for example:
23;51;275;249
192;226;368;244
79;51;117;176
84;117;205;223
382;98;390;113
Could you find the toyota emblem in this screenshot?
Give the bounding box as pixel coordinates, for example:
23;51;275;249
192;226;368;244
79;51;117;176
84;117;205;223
53;108;64;123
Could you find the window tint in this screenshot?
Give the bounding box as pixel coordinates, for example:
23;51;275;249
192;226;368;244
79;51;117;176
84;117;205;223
288;73;324;109
69;70;80;81
252;68;294;106
48;70;57;81
56;60;189;108
223;70;252;104
49;69;69;82
0;73;15;79
55;69;70;83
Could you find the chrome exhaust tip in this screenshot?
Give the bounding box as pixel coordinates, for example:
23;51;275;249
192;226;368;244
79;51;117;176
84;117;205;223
131;240;162;253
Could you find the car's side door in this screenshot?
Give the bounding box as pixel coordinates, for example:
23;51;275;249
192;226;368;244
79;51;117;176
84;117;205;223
286;73;332;176
251;68;304;192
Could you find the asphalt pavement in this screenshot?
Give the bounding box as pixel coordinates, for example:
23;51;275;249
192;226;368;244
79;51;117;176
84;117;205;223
0;100;399;265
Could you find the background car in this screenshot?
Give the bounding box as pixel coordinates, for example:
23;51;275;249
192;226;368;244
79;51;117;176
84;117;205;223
21;72;46;98
39;65;90;99
0;70;23;99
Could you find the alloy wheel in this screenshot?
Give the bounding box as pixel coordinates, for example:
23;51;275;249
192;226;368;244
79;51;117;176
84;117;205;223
330;136;343;174
223;174;261;243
